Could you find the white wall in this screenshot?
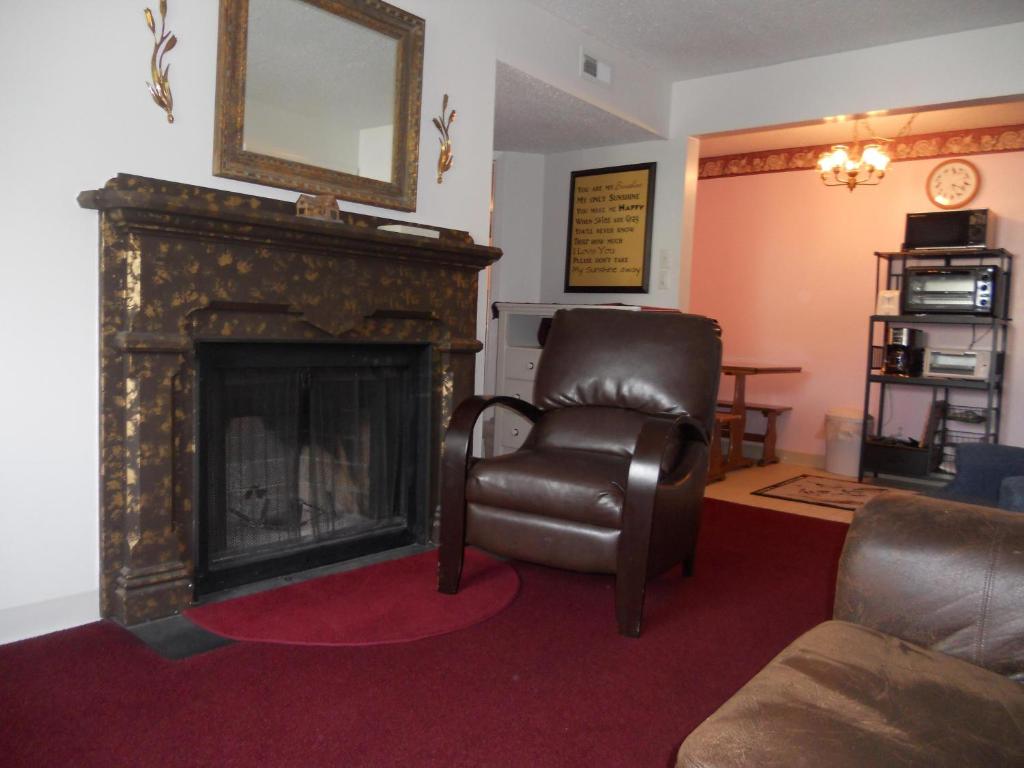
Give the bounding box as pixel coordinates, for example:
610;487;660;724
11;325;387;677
0;0;686;644
5;1;1024;644
491;152;546;304
0;0;502;644
484;151;546;394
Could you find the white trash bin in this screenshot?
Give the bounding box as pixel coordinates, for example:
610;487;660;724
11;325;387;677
825;408;872;477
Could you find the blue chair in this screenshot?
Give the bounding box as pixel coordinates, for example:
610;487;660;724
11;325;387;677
932;443;1024;511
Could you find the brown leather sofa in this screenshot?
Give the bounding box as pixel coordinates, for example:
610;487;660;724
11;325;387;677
677;493;1024;767
438;308;722;636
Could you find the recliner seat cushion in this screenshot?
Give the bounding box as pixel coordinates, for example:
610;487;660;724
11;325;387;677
676;620;1024;768
465;503;619;574
466;448;627;529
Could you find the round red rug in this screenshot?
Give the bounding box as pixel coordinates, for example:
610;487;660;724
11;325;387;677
183;548;518;646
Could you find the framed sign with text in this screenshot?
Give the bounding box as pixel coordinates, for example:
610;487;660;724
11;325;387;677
564;162;656;293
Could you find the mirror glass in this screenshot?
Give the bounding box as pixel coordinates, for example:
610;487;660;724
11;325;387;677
243;0;396;182
213;0;424;211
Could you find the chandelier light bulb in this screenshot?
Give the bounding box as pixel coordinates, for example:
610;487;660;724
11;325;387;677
861;144;890;171
817;141;892;191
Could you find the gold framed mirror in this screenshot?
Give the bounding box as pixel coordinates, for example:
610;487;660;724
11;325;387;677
213;0;424;211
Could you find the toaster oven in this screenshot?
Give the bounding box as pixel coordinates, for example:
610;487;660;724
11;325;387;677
923;348;993;380
901;265;1005;316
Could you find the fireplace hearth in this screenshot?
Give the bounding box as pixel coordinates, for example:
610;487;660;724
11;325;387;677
79;174;499;624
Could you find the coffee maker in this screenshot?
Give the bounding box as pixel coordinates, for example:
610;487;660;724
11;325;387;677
883;327;924;376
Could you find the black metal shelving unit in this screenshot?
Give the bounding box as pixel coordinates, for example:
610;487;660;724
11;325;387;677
859;248;1012;484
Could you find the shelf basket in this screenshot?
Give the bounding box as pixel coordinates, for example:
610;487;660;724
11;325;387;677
944;405;990;425
939;429;991;473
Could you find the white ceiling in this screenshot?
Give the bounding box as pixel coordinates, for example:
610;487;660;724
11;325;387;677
526;0;1024;81
493;61;661;153
494;1;1024;156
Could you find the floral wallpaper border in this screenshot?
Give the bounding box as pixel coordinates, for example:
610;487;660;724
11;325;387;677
698;123;1024;180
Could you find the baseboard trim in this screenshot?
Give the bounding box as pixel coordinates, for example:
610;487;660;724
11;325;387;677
775;449;825;469
730;439;825;470
0;590;99;646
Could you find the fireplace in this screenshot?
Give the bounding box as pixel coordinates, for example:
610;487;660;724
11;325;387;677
79;174;498;624
196;342;431;593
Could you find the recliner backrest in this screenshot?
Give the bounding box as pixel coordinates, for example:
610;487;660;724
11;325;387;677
527;406;660;457
532;309;722;434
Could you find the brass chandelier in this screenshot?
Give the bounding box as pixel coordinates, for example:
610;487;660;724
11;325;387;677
816;115;914;192
817;141;890;191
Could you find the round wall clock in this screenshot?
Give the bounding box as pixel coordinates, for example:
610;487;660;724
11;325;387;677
926;158;980;209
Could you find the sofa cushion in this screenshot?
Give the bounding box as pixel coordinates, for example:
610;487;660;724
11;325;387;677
677;620;1024;768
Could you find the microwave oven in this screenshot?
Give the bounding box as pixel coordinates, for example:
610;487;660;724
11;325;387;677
923;348;993;380
900;265;1005;316
903;209;992;251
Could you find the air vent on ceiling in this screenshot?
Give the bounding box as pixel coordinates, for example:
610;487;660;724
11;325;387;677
580;49;611;85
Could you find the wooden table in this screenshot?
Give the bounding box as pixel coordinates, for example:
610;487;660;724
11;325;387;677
721;363;802;471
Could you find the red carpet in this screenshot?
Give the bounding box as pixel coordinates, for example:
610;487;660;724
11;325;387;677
0;500;847;768
185;548;519;646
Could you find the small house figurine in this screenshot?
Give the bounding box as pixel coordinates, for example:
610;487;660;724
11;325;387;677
296;194;341;221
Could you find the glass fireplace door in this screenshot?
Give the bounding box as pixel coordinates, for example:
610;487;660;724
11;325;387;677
196;342;429;594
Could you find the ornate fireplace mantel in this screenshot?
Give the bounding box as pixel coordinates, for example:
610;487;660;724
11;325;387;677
79;174;499;625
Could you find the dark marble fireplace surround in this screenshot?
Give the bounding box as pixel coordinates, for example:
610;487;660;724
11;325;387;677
79;174;499;625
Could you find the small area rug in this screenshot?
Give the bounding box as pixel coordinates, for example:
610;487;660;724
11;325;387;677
184;548;518;646
753;473;889;511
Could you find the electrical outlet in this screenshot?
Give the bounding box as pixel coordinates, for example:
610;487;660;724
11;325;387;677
656;248;670;291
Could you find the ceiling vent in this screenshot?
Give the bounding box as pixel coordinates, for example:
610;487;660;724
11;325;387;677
580;49;612;85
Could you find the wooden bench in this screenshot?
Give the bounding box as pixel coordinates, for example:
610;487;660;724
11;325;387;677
709;413;741;482
716;400;792;466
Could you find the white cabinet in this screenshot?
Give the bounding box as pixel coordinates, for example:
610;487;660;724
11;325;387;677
490;302;640;455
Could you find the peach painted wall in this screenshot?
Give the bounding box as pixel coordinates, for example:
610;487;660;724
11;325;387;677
690;151;1024;460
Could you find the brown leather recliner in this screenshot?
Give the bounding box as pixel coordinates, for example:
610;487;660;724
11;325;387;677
437;308;722;636
677;493;1024;767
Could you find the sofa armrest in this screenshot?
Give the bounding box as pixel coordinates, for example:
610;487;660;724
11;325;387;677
834;493;1024;681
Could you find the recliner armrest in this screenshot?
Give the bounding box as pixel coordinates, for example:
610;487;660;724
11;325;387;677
438;395;543;594
834;493;1024;681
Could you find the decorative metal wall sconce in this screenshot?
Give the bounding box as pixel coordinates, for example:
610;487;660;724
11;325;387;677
433;94;456;183
144;1;177;123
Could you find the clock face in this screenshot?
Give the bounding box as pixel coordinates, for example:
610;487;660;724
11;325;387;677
927;159;980;209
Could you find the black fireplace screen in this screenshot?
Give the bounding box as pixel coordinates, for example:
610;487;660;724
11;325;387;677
196;343;429;593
